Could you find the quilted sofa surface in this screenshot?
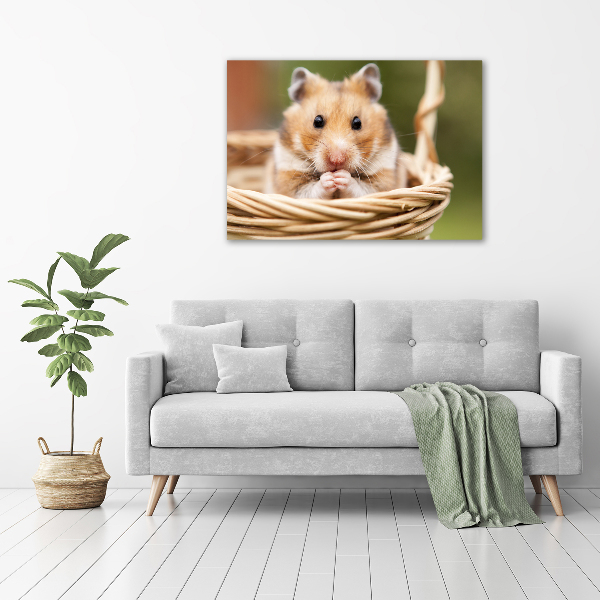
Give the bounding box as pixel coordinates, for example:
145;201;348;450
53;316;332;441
150;390;556;449
170;299;354;391
355;300;541;392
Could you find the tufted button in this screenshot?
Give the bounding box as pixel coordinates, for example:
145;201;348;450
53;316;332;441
408;339;416;347
293;339;301;347
479;339;487;347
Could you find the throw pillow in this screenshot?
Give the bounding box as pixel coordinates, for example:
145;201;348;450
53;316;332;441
213;344;293;393
156;321;243;394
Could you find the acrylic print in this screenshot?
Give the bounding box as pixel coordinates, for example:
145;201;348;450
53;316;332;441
227;60;482;240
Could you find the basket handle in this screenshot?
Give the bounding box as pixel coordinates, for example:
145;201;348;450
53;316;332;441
414;60;446;171
92;437;103;455
37;437;50;455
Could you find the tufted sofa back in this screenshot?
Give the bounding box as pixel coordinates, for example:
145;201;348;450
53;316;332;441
172;299;355;391
354;300;540;392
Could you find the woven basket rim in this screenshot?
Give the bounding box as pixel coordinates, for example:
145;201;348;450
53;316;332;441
42;451;100;456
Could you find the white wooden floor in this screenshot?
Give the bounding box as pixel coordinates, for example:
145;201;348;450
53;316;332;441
1;488;600;599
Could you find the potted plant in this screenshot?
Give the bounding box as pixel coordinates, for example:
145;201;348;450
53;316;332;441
9;233;130;509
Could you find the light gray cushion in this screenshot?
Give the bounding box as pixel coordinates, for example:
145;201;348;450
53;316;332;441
355;300;540;392
170;300;354;391
156;321;243;394
213;344;292;393
150;390;555;448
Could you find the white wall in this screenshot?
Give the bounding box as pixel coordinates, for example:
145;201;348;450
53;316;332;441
1;0;598;490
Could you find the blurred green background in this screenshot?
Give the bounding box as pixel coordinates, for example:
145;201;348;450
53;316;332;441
227;61;482;240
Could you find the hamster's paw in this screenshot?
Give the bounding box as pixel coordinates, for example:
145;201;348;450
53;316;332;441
320;171;337;193
332;170;352;190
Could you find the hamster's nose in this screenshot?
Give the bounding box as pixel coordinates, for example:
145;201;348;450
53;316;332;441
328;150;347;167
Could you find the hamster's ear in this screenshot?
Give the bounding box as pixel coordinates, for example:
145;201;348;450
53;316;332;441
288;67;313;103
354;63;382;102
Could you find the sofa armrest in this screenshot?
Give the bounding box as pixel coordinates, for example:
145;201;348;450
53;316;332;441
126;351;165;475
540;350;582;474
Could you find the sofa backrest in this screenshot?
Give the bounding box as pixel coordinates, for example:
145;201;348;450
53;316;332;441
171;299;355;391
355;300;540;392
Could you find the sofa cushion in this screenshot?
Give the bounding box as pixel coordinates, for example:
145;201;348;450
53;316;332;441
355;300;540;393
170;300;354;391
150;390;556;448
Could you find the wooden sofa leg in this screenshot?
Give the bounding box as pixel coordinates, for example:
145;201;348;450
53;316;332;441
166;475;180;494
530;475;543;494
541;475;564;516
146;475;168;516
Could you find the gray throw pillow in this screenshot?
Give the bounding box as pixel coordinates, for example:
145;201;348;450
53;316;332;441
157;321;243;394
213;344;293;394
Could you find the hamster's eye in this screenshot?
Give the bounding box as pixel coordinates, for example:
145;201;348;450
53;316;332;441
313;115;325;128
351;116;362;130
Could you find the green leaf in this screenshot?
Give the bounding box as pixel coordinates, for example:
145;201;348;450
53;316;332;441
57;290;94;309
47;257;61;298
86;291;128;306
45;354;72;378
66;310;105;322
72;352;94;372
67;371;87;397
73;324;113;337
90;233;130;268
38;344;64;357
21;325;62;343
50;371;65;387
8;279;50;299
21;299;60;310
57;252;90;278
29;314;68;326
80;267;119;290
57;333;92;352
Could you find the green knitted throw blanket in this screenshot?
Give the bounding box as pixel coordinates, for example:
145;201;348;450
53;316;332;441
393;382;543;528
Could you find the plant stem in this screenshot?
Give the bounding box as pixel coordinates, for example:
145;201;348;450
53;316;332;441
70;390;75;455
69;288;89;456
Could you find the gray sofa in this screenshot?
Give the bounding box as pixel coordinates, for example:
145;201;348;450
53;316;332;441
126;300;582;517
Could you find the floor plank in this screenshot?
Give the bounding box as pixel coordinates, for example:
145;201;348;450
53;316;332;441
333;555;371;600
536;503;600;591
0;508;59;558
561;490;600;535
0;497;42;535
416;489;485;599
516;519;600;598
177;489;265;599
367;491;410;600
336;489;368;556
141;489;240;595
102;497;211;599
59;489;190;600
463;541;527;599
16;489;141;600
215;489;289;600
0;490;35;519
488;525;561;590
333;489;371;600
256;489;315;597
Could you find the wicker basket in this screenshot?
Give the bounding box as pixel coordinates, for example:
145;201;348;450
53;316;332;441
32;437;110;509
227;60;453;240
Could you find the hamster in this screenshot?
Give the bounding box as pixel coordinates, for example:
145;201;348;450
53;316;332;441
267;63;405;200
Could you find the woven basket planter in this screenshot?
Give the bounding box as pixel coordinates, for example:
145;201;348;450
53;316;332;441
32;437;110;510
227;61;453;240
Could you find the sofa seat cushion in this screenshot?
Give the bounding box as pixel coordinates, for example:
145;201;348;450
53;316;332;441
150;390;556;449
